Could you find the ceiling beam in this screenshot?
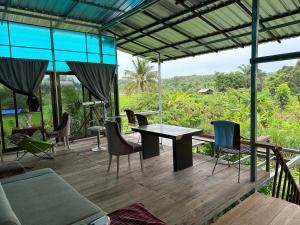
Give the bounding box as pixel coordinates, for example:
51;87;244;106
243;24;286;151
175;0;243;48
109;29;174;59
235;0;281;43
120;20;193;56
116;0;235;46
159;32;300;62
159;19;300;57
134;9;300;56
141;10;217;52
101;0;161;31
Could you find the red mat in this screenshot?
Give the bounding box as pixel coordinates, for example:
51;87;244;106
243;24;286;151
108;203;167;225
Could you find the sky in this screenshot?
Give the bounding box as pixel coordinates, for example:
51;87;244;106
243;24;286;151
117;37;299;79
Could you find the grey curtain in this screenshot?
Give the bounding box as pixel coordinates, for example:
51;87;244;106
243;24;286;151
0;57;49;111
67;61;116;107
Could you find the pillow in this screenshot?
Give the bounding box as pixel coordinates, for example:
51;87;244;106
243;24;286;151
0;183;21;225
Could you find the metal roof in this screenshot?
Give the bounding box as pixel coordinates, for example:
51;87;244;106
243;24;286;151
0;0;153;32
106;0;300;61
0;0;300;62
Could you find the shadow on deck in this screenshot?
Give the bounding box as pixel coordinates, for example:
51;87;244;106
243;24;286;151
5;135;269;225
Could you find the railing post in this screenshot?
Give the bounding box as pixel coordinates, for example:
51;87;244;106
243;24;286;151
250;0;259;182
266;147;270;172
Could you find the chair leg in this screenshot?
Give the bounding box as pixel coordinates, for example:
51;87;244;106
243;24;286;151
18;151;27;161
212;150;220;175
137;135;141;143
128;154;131;167
64;137;67;149
116;155;120;177
238;151;241;183
66;136;70;150
107;154;112;173
139;152;143;171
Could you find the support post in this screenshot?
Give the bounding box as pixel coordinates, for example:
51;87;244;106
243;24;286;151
113;35;121;128
157;53;163;124
13;91;18;127
250;0;259;182
49;22;60;129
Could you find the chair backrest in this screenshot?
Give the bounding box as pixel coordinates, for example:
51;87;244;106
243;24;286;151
105;120;131;155
54;112;70;136
272;147;300;205
124;109;136;125
135;114;149;126
212;120;240;149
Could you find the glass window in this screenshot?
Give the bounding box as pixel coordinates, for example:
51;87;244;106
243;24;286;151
55;61;70;71
87;34;100;54
55;50;87;62
9;22;51;49
0;46;10;57
0;21;9;45
53;29;86;52
102;36;116;55
11;47;52;60
103;54;116;64
88;53;100;63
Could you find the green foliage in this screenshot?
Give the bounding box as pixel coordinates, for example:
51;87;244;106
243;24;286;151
213;71;248;92
275;83;290;110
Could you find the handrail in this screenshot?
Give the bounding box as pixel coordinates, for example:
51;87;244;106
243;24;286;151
272;147;300;205
195;133;278;149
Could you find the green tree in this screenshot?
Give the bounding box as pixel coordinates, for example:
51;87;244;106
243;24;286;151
238;64;267;91
275;83;291;110
123;58;158;95
214;71;248;92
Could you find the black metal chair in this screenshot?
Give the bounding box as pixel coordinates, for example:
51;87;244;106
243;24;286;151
211;120;250;183
135;114;164;148
124;109;137;127
135;114;149;126
105;120;143;177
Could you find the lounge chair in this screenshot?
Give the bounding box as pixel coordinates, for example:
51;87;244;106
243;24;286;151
10;133;54;161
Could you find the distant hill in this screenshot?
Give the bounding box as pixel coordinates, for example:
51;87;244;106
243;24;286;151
119;74;214;93
162;74;214;92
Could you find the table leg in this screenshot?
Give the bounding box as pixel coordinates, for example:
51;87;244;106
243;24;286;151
91;130;102;152
141;133;159;159
173;135;193;171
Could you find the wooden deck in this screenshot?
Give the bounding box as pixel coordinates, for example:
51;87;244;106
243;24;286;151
4;135;268;225
212;192;300;225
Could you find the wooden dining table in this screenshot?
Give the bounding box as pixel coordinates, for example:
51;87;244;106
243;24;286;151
132;124;202;171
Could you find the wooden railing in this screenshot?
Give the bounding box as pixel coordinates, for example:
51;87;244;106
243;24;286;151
272;146;300;205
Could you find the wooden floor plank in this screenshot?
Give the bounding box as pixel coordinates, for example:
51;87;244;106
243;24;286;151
3;135;270;225
213;193;300;225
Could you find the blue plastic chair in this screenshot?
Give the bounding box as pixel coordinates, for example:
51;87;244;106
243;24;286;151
211;120;250;183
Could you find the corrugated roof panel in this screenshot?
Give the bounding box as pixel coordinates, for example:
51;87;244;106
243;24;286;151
69;3;106;22
135;36;166;49
176;17;216;37
124;13;156;28
151;28;189;42
10;0;72;16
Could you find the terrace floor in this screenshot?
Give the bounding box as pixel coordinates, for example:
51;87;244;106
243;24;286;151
3;134;268;225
